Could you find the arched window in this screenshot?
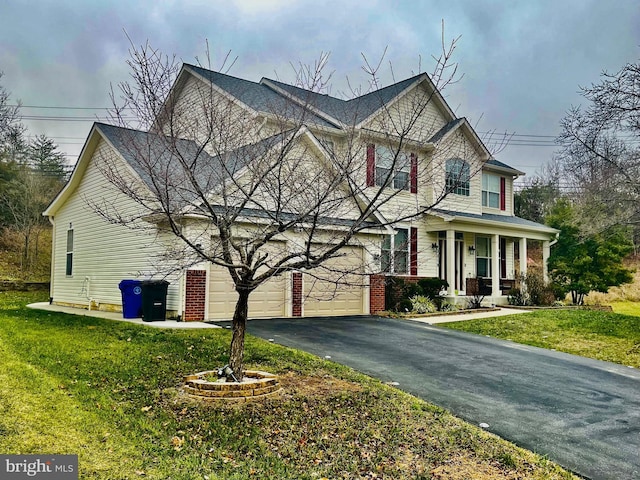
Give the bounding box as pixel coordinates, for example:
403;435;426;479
445;158;470;196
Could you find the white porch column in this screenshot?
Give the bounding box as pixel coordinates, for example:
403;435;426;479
491;234;500;298
446;229;455;295
519;237;528;277
542;240;550;283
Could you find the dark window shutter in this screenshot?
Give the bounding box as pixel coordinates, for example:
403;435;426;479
410;227;418;276
366;144;375;187
410;153;418;193
500;177;506;211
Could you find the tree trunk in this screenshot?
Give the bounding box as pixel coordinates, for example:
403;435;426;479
229;288;250;381
22;229;30;273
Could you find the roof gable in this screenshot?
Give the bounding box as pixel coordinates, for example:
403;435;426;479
184;64;459;133
184;64;338;129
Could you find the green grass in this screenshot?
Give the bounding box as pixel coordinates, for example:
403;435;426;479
0;292;577;479
442;309;640;367
610;301;640;317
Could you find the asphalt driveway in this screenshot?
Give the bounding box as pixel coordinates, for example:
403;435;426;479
244;315;640;480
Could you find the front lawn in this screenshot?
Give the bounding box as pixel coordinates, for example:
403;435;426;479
610;301;640;317
0;292;576;479
441;309;640;368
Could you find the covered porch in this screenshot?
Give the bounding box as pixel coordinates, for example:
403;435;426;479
425;211;559;305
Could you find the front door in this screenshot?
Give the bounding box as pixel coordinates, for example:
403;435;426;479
438;233;465;292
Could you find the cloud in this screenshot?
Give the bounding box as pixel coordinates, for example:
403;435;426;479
1;0;639;175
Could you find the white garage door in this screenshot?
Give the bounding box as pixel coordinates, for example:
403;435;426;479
208;243;287;320
302;246;366;316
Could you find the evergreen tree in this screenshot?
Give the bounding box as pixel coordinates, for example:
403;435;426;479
547;199;634;304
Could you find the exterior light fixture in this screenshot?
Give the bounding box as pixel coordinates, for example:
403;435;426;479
431;243;439;251
217;364;239;382
468;245;476;254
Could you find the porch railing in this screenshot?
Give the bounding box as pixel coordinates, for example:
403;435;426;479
465;277;516;296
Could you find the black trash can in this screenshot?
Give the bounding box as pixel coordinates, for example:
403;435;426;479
140;280;169;321
118;279;143;318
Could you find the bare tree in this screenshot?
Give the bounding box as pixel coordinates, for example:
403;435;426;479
97;33;498;379
556;61;640;239
0;72;22;151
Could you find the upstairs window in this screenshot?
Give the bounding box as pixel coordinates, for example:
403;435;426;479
482;174;500;208
445;158;470;196
482;173;506;210
367;145;417;193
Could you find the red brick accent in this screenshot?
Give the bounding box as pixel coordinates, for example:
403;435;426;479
184;270;207;322
369;274;386;314
292;272;302;317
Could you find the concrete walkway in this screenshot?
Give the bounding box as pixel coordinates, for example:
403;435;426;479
28;302;529;329
405;306;532;324
27;302;220;329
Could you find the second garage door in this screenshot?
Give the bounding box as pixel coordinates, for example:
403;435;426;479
208;268;287;320
302;246;366;316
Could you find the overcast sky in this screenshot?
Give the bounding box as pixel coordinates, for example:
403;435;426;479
1;0;638;180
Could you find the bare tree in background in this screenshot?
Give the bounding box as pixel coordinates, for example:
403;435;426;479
96;32;503;378
556;61;640;241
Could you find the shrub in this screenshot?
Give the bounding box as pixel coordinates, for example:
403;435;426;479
508;287;530;306
507;273;561;307
410;295;436;314
439;302;456;312
398;299;413;313
417;277;448;310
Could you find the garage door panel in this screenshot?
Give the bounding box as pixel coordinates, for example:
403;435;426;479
208;241;288;320
208;266;286;319
303;247;365;316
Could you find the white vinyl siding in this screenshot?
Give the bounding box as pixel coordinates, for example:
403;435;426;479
51;139;182;312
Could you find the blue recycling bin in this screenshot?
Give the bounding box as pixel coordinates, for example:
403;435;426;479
118;279;143;318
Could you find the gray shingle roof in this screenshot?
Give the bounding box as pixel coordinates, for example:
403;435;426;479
186;64;428;127
484;159;524;175
428;118;465;143
97;122;289;210
261;74;425;125
430;208;558;232
185;64;338;129
95;122;380;228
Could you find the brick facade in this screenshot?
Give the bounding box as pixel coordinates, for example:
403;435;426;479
184;270;207;322
292;272;302;317
369;274;386;314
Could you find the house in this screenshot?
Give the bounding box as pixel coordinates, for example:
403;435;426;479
43;63;558;321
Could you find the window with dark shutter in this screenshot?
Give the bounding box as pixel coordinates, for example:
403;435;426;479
366;144;375;187
367;144;415;192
